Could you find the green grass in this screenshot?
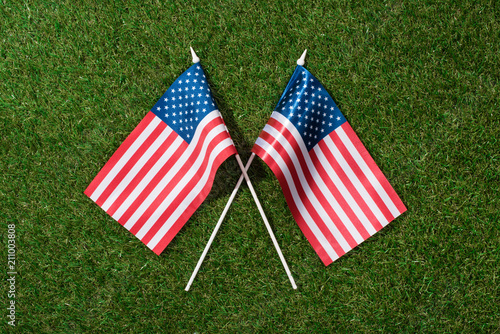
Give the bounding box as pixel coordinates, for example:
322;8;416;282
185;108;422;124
1;0;499;332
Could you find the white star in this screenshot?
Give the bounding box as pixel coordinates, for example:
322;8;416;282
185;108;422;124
172;96;176;101
179;80;183;84
329;114;333;118
337;116;341;121
178;88;182;92
203;108;206;112
186;79;190;83
165;113;169;117
172;105;176;109
328;122;332;126
195;72;199;76
187;72;191;76
164;106;169;110
187;134;190;138
179;95;182;100
173;120;176;124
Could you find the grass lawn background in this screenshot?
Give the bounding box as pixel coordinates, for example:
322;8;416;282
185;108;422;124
1;0;499;332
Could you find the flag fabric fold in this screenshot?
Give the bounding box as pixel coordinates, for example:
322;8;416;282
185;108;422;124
252;65;406;266
85;63;237;255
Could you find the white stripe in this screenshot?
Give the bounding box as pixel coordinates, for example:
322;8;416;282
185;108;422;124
135;125;228;237
312;145;378;235
336;127;401;217
262;123;360;247
270;113;366;243
323;135;389;226
254;137;340;262
111;135;184;220
146;138;234;249
101;127;173;211
89;117;162;201
112;111;220;221
124;112;226;230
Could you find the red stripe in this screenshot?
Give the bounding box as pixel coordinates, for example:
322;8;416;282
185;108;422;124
95;121;167;206
317;139;384;232
330;128;394;222
116;139;188;226
117;118;223;227
105;130;178;217
309;147;371;240
84;112;156;197
341;123;407;214
150;145;236;254
252;144;334;266
264;118;359;248
258;130;347;256
134;131;230;239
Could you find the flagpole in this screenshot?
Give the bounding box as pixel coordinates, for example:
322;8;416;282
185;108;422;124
185;154;255;291
234;154;297;289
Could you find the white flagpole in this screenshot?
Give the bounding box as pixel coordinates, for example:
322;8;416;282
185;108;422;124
185;154;255;291
234;154;297;289
185;48;298;290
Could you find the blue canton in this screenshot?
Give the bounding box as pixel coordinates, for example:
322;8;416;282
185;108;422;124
151;64;217;143
275;65;346;151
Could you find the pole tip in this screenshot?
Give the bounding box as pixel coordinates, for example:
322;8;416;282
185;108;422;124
190;47;200;63
297;49;307;66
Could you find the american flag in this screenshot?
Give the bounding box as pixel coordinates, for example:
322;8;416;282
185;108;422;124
85;63;237;255
252;65;406;266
